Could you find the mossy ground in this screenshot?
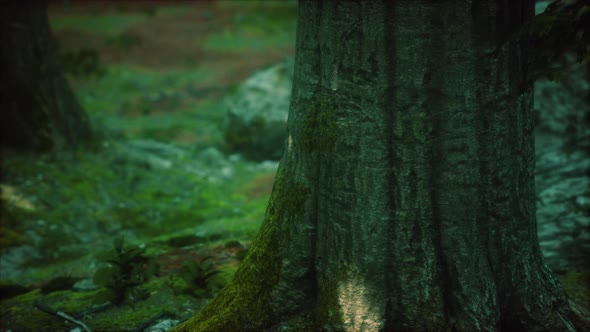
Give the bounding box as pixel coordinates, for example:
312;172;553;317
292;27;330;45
0;1;296;330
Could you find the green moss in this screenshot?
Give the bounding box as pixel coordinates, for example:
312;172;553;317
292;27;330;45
314;275;344;329
300;91;339;154
173;214;282;331
49;12;152;35
276;177;310;218
1;276;201;331
412;289;447;330
557;265;590;312
172;165;308;331
0;144;222;258
203;5;296;52
278;181;310;243
0;288;103;330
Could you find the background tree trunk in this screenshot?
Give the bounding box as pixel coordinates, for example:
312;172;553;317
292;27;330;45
0;1;92;151
174;1;589;331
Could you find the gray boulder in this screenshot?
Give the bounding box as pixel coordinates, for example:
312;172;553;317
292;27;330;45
224;57;294;161
533;57;590;269
533;58;589;150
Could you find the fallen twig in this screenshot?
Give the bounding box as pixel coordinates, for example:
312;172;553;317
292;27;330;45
33;300;92;332
77;301;112;318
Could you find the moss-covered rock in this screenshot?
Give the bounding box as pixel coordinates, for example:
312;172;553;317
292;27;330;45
224;58;294;161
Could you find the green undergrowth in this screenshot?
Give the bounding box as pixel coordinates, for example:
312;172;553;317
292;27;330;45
93;237;157;305
1;3;286;329
49;5;193;35
69;66;224;144
204;24;295;52
0;144;269;270
0;143;272;328
169;256;227;298
0;280;194;331
72;66;217;116
205;1;296;51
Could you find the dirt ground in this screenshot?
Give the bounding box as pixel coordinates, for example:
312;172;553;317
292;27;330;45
49;0;295;91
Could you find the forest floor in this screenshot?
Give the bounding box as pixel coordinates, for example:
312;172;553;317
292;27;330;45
1;1;296;331
0;1;588;331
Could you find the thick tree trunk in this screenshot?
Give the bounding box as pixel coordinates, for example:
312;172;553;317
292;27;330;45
175;1;589;331
0;1;92;151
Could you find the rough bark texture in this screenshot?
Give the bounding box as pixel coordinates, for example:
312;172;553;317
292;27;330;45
174;1;589;331
0;1;92;151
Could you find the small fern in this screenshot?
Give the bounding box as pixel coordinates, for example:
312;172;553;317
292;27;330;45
93;237;157;305
173;256;225;298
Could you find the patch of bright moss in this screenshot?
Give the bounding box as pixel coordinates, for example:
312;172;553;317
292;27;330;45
0;288;102;330
1;276;207;331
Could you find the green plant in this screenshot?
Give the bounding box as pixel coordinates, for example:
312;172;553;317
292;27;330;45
93;237;157;305
174;256;225;298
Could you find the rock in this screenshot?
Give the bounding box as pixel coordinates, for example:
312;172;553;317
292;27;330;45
145;319;181;332
533;55;590;152
184;147;234;183
534;78;589;139
224;57;294;161
535;1;551;14
533;52;590;270
257;160;279;172
535;133;590;270
72;278;99;292
112;139;187;170
125;139;186;160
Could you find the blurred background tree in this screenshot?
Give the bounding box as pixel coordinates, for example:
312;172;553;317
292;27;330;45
0;0;93;151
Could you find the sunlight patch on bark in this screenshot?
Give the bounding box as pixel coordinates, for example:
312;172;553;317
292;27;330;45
337;273;383;331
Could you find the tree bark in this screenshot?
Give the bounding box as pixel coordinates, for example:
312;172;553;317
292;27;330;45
0;1;92;151
174;1;590;331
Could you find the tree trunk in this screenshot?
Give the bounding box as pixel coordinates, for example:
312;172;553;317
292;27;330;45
0;1;92;151
174;1;589;331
